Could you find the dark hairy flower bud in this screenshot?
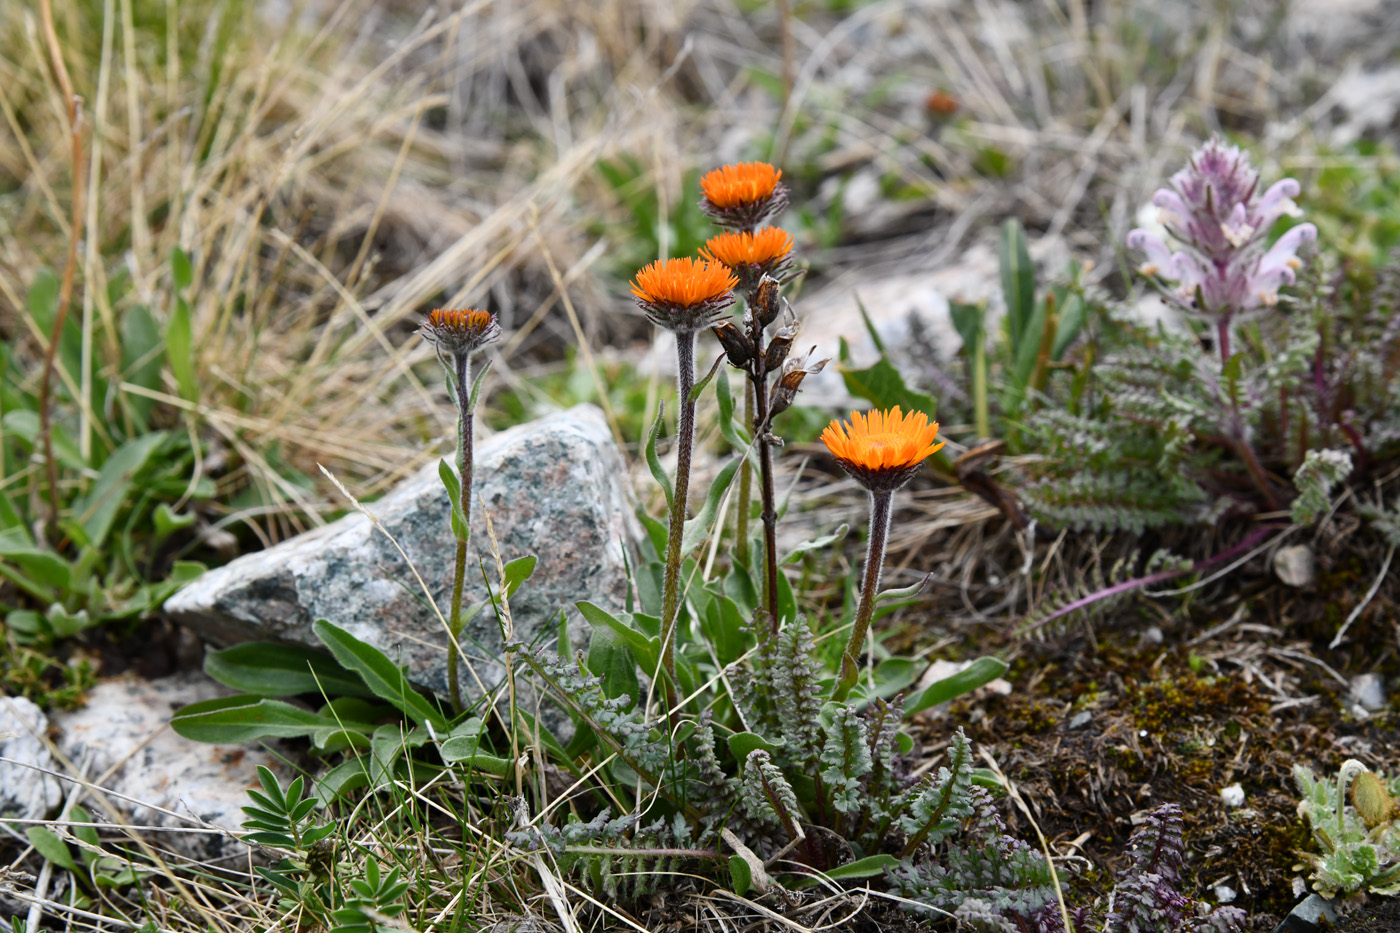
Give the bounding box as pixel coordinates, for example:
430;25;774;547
712;320;754;367
752;274;782;328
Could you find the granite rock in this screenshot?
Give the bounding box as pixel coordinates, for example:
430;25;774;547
0;696;62;820
52;673;290;860
164;405;639;710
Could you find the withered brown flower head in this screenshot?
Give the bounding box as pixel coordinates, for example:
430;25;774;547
631;257;738;332
419;308;502;358
768;347;828;417
699;162;790;229
821;407;944;493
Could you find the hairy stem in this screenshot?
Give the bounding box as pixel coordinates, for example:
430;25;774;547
447;352;473;714
834;489;893;702
735;379;753;569
660;329;697;706
754;375;780;630
1217;313;1232;369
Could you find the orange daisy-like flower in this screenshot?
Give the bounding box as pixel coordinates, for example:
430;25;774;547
821;407;945;493
700;227;794;273
631;257;738;331
419;307;501;357
699;162;789;229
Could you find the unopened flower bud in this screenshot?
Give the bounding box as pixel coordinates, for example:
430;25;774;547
752;274;782;328
712;320;754;367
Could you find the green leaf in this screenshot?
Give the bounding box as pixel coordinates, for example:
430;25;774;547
698;590;748;667
119;305;164;430
715;368;753;453
587;625;640;707
905;656;1010;716
467;358;492;412
780;524;848;564
166;296;197;402
645;400;672;510
73;432;166;550
204;642;376;698
153;503;196;542
727;731;785;761
501;555;536;599
312;620;447;731
577;601;660;675
1000;218;1034;349
27;828;77;871
438;459;468;541
689;355;725;403
0;543;71;598
1052;292;1085;360
680;454;742;553
728;854;752;896
170;247;193;290
838;353;938;419
1010;296;1050;389
853;294;887;354
950;301;986;355
170;695;335;742
808;853;898;882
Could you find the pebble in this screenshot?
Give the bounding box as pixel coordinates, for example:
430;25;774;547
1350;672;1388;712
1219;783;1246;808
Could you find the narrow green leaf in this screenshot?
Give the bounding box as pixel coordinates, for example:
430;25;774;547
170;247;193;290
312;620;447;731
780;524;848;564
467;358;492;412
680;455;742;553
438;459;468;541
119;304;164;430
810;853;898;882
689;355;725;403
1000;218;1034;349
171;695;334;742
645;400;672;510
949;301;986;355
75;432;166;550
1051;292;1085;360
853;294;886;354
204;642;375;698
715;368;753;453
905;656;1010;716
166;296;197;401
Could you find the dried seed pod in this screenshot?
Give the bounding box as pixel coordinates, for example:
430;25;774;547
768;347;828;417
765;330;794;372
752;274;782;328
712;321;755;367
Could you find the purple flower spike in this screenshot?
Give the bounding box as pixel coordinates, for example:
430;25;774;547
1128;138;1316;318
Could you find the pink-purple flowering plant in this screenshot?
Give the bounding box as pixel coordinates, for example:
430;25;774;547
1128;138;1317;364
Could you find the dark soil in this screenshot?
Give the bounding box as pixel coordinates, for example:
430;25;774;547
896;575;1400;933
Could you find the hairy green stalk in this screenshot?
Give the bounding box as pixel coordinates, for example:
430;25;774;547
833;489;892;702
735;379;753;569
448;352;473;714
659;329;698;706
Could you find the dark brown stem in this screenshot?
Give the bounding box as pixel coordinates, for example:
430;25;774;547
833;490;892;702
1217;313;1232;369
447;352;473;714
660;329;697;707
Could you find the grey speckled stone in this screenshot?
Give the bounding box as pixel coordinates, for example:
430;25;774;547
0;696;62;820
52;673;290;860
165;405;639;709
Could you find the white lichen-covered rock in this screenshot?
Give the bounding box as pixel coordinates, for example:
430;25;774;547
164;404;639;709
0;696;62;820
52;673;289;861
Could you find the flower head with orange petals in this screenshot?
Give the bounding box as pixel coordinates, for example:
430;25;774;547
631;257;738;331
700;227;795;280
699;162;789;229
419;308;501;358
821;407;944;493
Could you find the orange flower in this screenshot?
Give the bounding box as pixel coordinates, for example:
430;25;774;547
631;257;738;331
821;407;944;492
419;307;501;356
700;228;794;270
699;162;789;229
700;162;783;208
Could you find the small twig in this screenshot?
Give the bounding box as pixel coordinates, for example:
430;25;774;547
1330;541;1394;650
